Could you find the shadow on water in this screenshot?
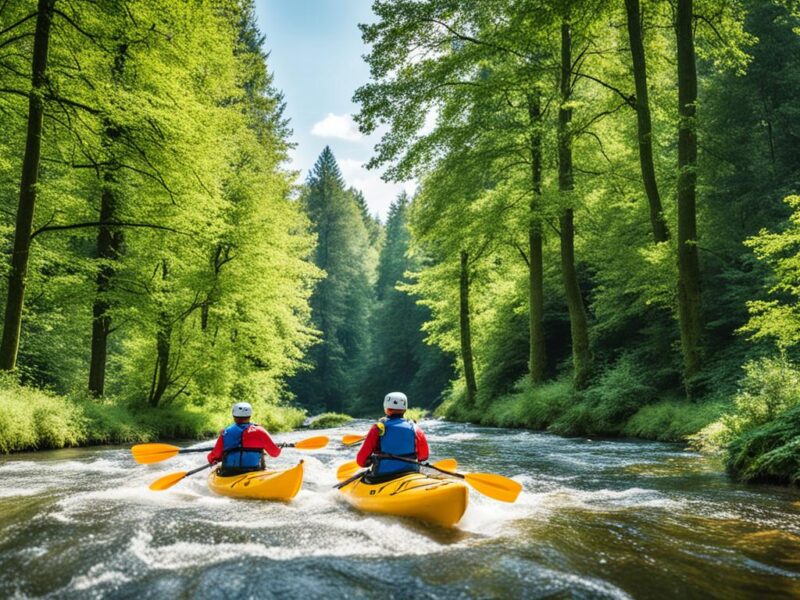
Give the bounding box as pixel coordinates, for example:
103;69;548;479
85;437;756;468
0;420;799;598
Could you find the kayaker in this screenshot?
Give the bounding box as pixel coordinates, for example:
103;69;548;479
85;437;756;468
356;392;429;481
207;402;281;475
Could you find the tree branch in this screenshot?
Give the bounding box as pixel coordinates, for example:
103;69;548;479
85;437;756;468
573;71;635;108
31;221;182;240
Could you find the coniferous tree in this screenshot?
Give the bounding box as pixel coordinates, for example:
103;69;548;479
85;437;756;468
358;194;453;412
291;147;374;412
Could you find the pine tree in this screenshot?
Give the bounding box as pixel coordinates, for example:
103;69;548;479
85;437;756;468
290;147;374;412
359;194;453;412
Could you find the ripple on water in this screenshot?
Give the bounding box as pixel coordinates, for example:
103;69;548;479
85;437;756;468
1;420;799;599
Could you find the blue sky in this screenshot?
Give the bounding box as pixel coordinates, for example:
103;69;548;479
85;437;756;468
254;1;415;220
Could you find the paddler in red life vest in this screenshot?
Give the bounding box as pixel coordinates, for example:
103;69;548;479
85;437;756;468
207;402;281;476
356;392;430;481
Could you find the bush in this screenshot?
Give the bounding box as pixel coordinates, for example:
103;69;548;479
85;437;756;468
726;405;800;484
692;356;800;484
721;356;800;440
625;399;728;442
0;378;87;452
439;366;722;442
551;354;657;436
404;407;429;422
0;375;308;453
306;412;353;429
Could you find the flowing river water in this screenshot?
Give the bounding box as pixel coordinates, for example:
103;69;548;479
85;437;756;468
1;419;799;599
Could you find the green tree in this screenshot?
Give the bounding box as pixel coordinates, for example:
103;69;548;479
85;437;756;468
358;194;453;411
290;147;374;412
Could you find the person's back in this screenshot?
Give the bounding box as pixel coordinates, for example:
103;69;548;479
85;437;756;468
207;402;281;475
356;392;429;482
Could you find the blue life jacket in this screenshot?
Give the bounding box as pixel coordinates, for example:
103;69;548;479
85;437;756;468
374;416;418;476
222;423;264;470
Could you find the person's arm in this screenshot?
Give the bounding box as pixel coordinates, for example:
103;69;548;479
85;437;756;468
356;426;380;467
207;433;224;464
415;427;429;462
247;426;282;458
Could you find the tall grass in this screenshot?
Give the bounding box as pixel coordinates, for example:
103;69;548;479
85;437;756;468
439;369;724;443
0;376;307;453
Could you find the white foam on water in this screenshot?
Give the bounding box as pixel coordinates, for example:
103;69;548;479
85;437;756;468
541;486;685;512
426;432;481;442
129;515;444;571
68;564;131;592
460;481;551;536
0;458;128;475
0;486;44;498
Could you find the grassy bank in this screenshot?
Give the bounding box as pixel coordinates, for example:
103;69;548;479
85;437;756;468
0;378;306;454
437;377;727;443
438;356;800;486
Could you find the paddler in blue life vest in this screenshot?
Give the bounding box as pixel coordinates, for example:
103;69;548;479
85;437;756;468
356;392;430;480
207;402;281;475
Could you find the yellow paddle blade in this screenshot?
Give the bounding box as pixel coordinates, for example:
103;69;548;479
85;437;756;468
431;458;457;471
341;434;365;446
293;435;329;450
149;470;188;491
336;460;361;481
131;443;181;464
464;473;522;503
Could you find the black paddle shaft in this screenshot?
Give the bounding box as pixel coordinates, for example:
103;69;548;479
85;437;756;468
187;463;214;476
333;469;370;489
177;447;214;454
373;453;466;480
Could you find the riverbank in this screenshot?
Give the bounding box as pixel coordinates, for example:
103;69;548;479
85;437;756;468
0;378;306;453
437;357;800;486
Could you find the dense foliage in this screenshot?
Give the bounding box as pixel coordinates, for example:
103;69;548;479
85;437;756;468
354;0;800;483
0;0;316;441
290;150;453;416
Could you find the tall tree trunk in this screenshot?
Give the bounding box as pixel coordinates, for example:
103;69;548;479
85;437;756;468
459;250;478;404
527;92;546;383
558;18;592;389
676;0;703;393
89;44;127;395
0;0;55;371
149;261;171;407
625;0;670;243
88;179;123;396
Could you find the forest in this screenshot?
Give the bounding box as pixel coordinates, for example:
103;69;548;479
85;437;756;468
0;0;799;486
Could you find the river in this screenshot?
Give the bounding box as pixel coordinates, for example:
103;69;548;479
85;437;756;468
0;419;798;599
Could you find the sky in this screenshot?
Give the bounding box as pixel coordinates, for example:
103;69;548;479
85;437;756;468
254;0;416;220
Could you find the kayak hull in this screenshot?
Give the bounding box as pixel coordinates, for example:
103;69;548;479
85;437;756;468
338;472;468;527
208;460;304;501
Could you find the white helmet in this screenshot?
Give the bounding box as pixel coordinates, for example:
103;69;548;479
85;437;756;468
383;392;408;411
232;402;253;418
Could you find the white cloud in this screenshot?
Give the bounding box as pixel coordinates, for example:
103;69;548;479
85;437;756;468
310;113;362;142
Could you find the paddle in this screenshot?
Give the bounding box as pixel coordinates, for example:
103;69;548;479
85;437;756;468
149;463;213;491
132;435;329;464
333;468;370;490
372;453;522;503
335;457;458;481
341;434;365;446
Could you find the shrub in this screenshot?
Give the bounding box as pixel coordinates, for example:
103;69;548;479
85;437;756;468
307;412;353;429
721;356;800;441
726;405;800;484
626;399;728;442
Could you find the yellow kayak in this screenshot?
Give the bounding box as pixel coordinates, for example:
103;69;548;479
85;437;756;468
207;460;304;501
338;472;469;527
